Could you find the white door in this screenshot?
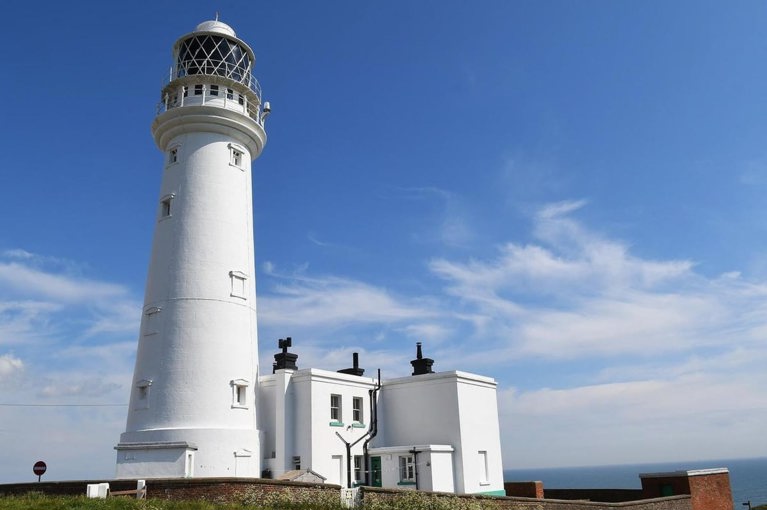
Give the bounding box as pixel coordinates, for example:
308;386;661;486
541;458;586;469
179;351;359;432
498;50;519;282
331;455;344;487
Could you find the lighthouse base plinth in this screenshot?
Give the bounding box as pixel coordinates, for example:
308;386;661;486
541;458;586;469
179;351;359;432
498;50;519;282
115;428;260;479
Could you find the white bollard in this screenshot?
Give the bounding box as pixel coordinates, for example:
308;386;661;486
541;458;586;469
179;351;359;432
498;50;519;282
136;479;146;499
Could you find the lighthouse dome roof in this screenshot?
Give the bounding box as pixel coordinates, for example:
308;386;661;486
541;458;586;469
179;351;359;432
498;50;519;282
195;20;236;37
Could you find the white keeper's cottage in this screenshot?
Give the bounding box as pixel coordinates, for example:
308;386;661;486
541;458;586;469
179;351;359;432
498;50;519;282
115;19;504;497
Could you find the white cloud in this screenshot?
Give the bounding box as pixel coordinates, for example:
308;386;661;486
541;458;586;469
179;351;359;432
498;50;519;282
258;268;436;330
0;262;126;304
0;353;23;380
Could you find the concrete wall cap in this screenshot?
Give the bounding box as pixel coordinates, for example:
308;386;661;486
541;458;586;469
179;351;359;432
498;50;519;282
639;468;729;478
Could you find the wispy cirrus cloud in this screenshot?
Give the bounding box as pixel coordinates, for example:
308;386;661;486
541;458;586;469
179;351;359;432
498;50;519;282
258;265;437;330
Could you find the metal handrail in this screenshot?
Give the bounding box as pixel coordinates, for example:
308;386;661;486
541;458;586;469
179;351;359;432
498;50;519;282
160;59;262;99
156;84;265;126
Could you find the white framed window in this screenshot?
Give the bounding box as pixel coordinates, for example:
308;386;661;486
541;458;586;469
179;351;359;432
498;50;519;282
479;450;489;484
352;396;363;424
160;193;175;219
143;306;161;336
293;456;301;470
135;379;152;410
226;88;234;100
399;455;415;483
194;84;203;95
229;270;248;299
229;143;245;169
210;84;219;96
354;455;364;483
231;379;249;409
330;394;342;422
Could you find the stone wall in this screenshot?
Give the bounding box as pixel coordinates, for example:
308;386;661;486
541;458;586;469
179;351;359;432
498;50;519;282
361;486;692;510
0;477;339;503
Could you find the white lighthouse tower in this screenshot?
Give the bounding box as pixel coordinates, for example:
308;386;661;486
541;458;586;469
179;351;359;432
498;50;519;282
115;19;268;479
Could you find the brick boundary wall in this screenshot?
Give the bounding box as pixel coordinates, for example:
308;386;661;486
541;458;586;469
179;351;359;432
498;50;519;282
544;489;646;503
506;481;545;499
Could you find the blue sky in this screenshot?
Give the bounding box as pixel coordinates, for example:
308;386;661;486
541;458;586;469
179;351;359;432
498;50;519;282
1;0;767;483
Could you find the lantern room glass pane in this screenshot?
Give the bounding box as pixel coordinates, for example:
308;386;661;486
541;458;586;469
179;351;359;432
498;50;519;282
177;35;251;85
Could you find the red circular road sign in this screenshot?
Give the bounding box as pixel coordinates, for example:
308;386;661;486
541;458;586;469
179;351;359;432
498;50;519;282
33;461;46;476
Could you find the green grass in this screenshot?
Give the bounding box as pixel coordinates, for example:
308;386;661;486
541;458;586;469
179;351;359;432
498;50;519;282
0;491;348;510
0;489;490;510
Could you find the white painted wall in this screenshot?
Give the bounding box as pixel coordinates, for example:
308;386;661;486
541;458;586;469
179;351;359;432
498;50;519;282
374;371;504;494
116;22;267;480
259;368;377;487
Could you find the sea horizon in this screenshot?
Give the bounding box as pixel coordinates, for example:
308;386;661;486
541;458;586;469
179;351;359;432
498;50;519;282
504;456;767;506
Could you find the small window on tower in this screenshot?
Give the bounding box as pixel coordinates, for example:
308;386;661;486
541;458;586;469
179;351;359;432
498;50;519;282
194;84;203;95
168;147;178;165
135;379;152;410
229;270;248;299
229;143;245;169
159;193;175;219
183;86;188;98
143;306;162;335
226;88;234;100
210;84;219;96
238;93;245;105
231;379;249;409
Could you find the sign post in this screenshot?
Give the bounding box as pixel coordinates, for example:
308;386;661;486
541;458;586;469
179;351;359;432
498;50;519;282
33;461;46;482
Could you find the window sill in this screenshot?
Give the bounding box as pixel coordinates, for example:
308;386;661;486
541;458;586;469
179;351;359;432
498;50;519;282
231;404;249;410
397;481;416;486
329;421;345;427
352;423;366;428
479;481;491;486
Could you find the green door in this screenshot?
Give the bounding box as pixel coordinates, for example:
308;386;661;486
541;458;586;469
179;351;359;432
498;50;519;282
371;456;382;487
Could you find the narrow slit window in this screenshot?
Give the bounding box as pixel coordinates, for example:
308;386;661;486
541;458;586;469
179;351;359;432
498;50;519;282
229;271;247;299
168;147;178;165
226;88;234;99
479;450;489;484
135;379;152;410
238;93;245;105
231;379;249;408
232;150;242;167
144;306;161;335
159;194;175;219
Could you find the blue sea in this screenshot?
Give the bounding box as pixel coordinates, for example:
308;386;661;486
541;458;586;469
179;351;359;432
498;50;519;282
505;457;767;506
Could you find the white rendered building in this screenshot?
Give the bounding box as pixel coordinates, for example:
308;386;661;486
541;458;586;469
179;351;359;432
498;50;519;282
116;20;504;496
258;342;505;495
